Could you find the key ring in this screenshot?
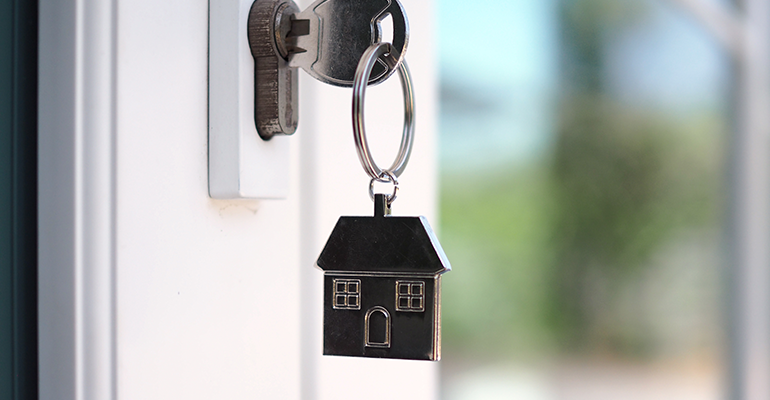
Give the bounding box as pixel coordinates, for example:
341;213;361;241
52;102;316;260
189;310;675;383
369;170;399;204
352;42;415;181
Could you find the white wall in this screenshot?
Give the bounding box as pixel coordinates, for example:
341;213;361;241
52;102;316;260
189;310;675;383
40;0;439;398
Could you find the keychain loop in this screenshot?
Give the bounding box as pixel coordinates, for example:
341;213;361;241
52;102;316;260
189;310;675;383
352;42;415;181
369;170;399;205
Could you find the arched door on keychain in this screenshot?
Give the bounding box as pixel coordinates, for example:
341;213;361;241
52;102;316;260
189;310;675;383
365;306;391;348
36;0;440;399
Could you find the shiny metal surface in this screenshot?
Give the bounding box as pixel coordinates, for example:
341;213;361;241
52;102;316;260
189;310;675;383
290;0;409;86
246;0;409;139
368;170;399;204
352;43;415;180
247;0;300;139
364;306;392;348
316;194;451;360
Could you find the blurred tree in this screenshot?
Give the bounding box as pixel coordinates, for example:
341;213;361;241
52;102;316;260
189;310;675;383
547;0;720;353
438;0;722;360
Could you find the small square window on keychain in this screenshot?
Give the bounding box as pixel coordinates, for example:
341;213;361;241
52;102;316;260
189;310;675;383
316;43;451;361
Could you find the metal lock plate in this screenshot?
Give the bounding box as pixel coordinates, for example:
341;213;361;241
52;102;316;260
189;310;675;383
209;0;292;199
247;0;409;139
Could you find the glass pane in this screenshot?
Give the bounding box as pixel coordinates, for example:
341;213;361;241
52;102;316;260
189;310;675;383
438;0;728;398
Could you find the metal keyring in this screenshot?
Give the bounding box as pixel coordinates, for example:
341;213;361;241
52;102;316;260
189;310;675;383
352;43;415;181
369;170;399;204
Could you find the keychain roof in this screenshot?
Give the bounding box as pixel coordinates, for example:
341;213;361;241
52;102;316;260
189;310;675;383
317;194;451;275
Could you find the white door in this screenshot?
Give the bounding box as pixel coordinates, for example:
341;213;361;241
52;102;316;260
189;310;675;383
38;0;440;399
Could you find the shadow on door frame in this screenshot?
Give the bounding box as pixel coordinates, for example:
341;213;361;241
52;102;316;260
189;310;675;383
0;0;38;397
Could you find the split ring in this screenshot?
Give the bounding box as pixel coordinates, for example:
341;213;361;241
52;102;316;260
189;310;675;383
369;170;399;204
352;42;415;181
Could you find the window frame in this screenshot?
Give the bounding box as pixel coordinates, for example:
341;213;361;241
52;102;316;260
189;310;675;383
332;278;361;310
395;280;425;312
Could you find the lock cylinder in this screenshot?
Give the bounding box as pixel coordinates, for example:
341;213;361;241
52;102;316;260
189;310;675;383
247;0;300;140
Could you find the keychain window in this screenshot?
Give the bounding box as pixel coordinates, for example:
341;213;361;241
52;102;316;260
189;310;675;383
395;281;425;312
333;279;361;310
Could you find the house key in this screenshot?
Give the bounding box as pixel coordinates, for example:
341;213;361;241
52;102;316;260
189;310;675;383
246;0;408;138
288;0;409;86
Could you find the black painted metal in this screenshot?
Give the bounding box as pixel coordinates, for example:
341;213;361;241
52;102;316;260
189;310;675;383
317;195;450;275
317;194;450;360
323;274;440;360
0;0;38;395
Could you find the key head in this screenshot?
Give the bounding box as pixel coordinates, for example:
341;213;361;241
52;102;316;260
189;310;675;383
290;0;409;87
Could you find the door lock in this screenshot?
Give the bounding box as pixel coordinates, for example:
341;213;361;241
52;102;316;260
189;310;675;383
247;0;409;140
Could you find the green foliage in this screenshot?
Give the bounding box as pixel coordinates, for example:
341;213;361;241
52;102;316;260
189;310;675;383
440;167;556;357
560;0;648;92
439;0;725;361
546;96;722;350
439;107;722;358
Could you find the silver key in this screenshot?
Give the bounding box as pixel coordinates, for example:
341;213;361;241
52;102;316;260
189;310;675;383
289;0;409;86
246;0;409;139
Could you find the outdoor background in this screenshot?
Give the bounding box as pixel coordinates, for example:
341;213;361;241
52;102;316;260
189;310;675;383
436;0;729;398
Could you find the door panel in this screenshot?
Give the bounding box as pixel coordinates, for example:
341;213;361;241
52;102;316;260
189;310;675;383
40;0;438;398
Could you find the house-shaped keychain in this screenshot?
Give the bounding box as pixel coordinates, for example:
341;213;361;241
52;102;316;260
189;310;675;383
317;194;451;360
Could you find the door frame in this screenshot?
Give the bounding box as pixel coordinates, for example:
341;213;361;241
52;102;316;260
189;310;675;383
0;0;38;397
38;0;117;399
